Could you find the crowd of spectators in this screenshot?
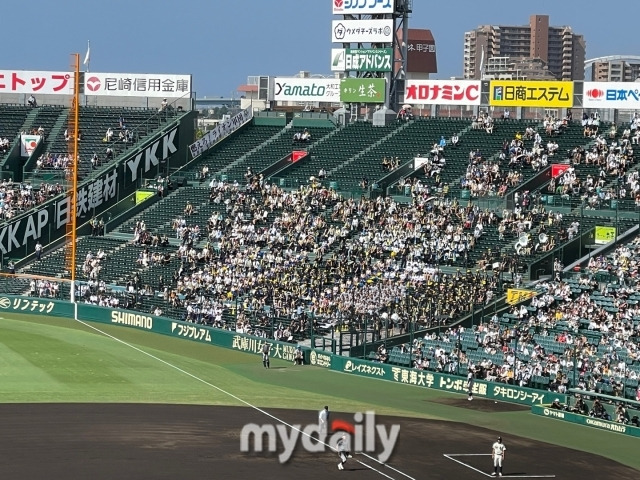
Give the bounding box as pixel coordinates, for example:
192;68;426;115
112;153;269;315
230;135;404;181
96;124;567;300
66;175;500;342
0;180;64;220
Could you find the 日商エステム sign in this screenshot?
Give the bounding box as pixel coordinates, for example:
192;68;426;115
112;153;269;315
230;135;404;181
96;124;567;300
489;80;573;108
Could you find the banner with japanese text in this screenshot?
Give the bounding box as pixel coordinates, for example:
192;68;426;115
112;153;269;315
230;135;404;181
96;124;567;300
331;355;558;406
0;295;74;317
489;80;574;108
332;19;394;43
532;405;640;438
189;107;253;159
340;77;386;103
506;288;537;305
76;303;309;364
404;80;481;105
84;72;191;97
332;0;395;15
331;48;393;72
0;70;73;95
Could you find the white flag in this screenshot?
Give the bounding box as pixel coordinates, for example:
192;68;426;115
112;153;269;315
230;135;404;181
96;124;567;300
83;41;90;65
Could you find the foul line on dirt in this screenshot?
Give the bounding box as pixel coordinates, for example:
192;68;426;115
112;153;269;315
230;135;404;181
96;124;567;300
443;454;556;478
73;316;414;480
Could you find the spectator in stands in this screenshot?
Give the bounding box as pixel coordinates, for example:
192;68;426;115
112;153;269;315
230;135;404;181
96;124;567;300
0;138;9;154
27;95;37;107
484;115;494;134
105;127;114;142
451;134;459;147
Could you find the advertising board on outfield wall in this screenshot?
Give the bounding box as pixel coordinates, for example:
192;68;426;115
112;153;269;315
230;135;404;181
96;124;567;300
404;80;481;105
331;355;560;406
332;0;395;15
583;81;640;109
0;70;74;95
532;405;640;437
84;73;191;97
332;19;394;44
6;296;584;413
340;78;386;103
273;77;341;102
331;48;393;72
489;80;574;108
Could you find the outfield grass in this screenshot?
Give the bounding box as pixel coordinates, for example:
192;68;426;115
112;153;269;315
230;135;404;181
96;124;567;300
1;313;639;470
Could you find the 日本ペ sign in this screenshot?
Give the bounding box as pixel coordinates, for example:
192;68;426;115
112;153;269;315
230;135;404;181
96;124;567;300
404;80;481;105
332;0;395;15
340;77;386;103
273;77;341;102
0;70;73;95
331;48;393;72
332;19;394;44
489;80;574;108
84;72;191;97
583;81;640;109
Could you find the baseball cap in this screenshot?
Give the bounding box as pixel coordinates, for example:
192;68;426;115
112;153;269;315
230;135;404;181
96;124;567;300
324;405;329;410
498;436;502;441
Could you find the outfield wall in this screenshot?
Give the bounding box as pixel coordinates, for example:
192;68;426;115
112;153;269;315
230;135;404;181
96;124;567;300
532;405;640;437
1;295;564;408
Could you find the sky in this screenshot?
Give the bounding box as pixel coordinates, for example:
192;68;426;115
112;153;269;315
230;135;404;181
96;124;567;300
3;0;638;98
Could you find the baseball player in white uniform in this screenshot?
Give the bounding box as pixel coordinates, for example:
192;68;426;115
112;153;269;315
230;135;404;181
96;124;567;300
318;405;329;434
336;433;352;470
262;343;270;368
467;367;475;401
491;436;506;476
